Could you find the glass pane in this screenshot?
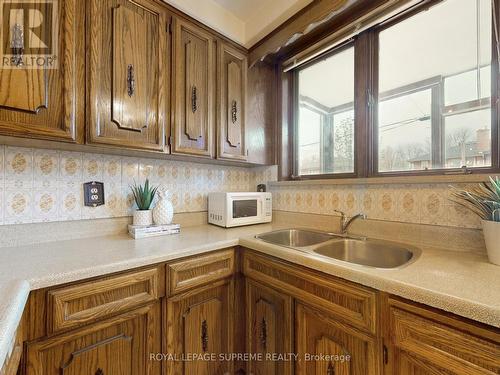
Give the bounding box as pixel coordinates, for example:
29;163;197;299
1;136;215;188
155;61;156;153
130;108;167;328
379;90;432;172
378;0;492;172
232;200;257;218
297;46;355;175
444;109;491;168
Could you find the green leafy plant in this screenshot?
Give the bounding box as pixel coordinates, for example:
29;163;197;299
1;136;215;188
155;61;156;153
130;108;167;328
450;176;500;222
130;179;157;210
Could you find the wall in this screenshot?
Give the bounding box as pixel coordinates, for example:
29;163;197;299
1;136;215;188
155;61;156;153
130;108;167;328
0;145;277;225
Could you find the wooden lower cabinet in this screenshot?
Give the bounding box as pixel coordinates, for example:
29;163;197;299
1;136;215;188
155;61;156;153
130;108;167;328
295;303;379;375
165;279;234;375
387;298;500;375
25;303;161;375
246;279;293;375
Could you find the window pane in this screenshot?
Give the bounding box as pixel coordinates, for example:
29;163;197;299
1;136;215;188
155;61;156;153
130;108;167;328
379;90;432;172
444;109;491;168
297;46;355;176
378;0;492;172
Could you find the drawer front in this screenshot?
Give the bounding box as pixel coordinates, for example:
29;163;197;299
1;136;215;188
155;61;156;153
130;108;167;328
167;249;235;295
390;302;500;374
48;268;159;334
242;251;377;334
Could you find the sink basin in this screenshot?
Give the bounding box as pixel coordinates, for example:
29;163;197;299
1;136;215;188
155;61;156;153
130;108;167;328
256;229;338;247
313;238;418;269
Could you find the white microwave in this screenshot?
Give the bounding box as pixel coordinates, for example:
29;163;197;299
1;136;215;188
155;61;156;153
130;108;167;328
208;192;272;228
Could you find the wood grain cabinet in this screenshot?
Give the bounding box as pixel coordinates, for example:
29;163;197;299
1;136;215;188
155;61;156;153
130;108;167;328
295;303;379;375
171;17;215;157
386;298;500;375
26;304;161;375
0;0;85;143
217;42;248;161
165;280;234;375
87;0;169;151
245;279;293;375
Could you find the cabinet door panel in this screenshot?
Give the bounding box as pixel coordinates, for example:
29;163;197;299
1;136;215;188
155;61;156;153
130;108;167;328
295;303;379;375
0;0;84;142
172;18;214;157
246;279;292;375
217;43;247;160
166;280;233;375
26;304;160;375
88;0;168;151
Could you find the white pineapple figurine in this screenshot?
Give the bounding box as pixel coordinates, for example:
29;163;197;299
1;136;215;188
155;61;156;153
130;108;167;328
153;188;174;225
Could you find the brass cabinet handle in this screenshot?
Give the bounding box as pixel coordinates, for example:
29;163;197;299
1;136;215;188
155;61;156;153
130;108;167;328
259;317;267;350
327;362;335;375
95;369;104;375
191;86;197;113
201;319;208;352
231;100;237;124
127;64;135;97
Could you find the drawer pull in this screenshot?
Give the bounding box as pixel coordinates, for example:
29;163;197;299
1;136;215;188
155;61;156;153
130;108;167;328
259;317;267;350
201;319;208;352
327;362;335;375
95;368;104;375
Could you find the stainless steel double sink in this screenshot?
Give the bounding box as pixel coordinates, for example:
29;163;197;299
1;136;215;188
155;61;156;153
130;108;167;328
255;229;420;269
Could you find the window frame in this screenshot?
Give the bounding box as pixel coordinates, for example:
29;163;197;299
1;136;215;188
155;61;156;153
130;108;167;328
288;0;500;180
292;41;358;179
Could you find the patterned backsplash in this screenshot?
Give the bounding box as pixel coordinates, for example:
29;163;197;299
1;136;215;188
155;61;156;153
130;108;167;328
270;183;481;229
0;145;482;229
0;145;276;225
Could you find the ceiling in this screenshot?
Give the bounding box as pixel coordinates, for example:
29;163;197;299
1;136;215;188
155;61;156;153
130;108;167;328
163;0;312;47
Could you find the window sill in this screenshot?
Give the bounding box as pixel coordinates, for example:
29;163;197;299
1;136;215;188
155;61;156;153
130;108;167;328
270;173;497;186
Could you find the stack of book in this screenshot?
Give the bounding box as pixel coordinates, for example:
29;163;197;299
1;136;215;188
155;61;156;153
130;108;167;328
128;223;181;239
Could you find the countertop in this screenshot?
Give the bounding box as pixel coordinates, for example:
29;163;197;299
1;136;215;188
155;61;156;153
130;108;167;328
0;223;499;368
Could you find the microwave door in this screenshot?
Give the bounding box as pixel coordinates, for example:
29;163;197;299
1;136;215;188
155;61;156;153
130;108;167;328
230;198;262;225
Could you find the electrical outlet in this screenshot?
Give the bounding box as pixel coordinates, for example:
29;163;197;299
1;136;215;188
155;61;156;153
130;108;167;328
83;181;105;207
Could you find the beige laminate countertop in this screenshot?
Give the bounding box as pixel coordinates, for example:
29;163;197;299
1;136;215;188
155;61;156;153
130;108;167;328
0;223;499;368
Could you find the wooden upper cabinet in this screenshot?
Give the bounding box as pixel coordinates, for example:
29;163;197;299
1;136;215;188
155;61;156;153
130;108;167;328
87;0;168;151
217;42;247;161
0;0;84;142
171;17;215;157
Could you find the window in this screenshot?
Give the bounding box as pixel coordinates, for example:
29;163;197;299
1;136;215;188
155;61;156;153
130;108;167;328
289;0;499;179
377;0;492;173
295;45;355;176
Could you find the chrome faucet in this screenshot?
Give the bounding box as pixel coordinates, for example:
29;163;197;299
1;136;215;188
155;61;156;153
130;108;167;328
334;210;366;235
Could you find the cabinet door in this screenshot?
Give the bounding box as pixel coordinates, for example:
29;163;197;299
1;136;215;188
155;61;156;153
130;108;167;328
26;304;161;375
0;0;84;142
295;303;379;375
217;43;247;161
171;17;215;157
87;0;168;151
166;280;233;375
246;279;292;375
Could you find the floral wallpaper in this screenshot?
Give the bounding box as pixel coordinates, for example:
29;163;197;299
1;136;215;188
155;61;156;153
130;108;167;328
0;145;276;225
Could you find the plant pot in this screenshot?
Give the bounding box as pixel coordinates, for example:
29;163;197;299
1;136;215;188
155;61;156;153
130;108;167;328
481;220;500;266
133;210;153;227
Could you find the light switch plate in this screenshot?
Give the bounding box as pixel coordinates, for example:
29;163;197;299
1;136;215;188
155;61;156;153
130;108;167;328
83;181;105;207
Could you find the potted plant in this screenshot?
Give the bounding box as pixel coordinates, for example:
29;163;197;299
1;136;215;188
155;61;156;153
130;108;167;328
131;179;158;226
450;177;500;266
